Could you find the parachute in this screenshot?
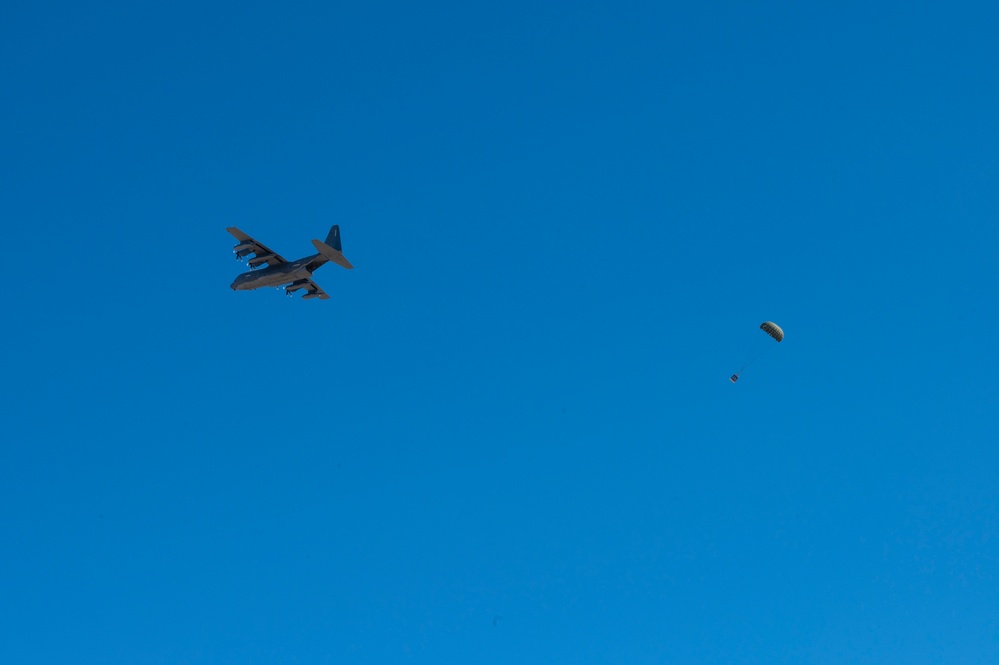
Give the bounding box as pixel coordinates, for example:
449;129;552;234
760;321;783;342
730;321;783;383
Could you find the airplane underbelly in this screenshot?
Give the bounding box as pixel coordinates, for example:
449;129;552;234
255;268;308;288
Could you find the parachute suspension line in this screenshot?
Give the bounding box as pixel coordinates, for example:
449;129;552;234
733;336;769;374
730;321;783;383
737;346;770;373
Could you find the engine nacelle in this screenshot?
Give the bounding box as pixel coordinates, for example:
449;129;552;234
285;279;310;294
247;254;274;268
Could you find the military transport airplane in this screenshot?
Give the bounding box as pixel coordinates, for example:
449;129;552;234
228;225;353;300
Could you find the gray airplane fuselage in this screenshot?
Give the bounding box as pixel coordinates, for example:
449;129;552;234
230;254;322;290
227;223;351;300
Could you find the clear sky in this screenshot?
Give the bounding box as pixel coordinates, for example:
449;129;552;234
2;1;998;663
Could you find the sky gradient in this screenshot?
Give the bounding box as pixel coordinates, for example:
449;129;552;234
2;1;998;663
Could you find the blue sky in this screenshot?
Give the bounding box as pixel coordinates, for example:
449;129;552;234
2;1;998;663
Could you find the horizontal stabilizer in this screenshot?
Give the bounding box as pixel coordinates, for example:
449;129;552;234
312;239;354;269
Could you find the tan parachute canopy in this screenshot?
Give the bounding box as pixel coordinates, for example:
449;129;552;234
760;321;784;342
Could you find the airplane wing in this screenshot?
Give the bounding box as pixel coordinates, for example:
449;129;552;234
286;276;331;300
226;227;288;268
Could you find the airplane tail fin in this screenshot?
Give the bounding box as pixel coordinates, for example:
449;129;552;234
312;225;354;269
324;225;343;251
